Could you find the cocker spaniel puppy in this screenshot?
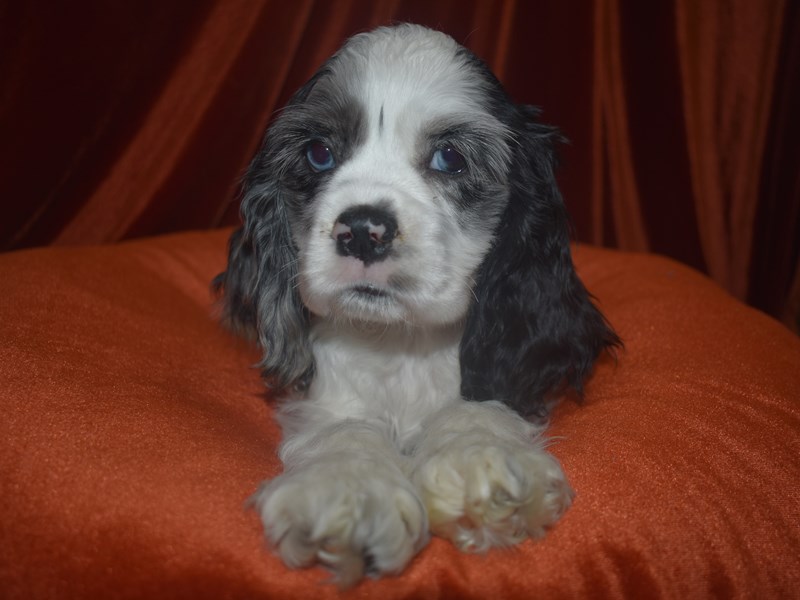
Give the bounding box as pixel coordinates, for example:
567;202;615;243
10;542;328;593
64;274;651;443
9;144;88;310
215;23;619;586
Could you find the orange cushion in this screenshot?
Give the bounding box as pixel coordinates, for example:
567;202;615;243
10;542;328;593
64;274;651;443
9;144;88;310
2;229;799;598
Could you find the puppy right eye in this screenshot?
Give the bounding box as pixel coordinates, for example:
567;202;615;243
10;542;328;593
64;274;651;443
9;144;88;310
305;141;336;172
429;146;467;174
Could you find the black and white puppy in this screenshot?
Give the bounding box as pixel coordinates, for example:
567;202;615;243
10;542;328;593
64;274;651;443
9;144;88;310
215;24;619;586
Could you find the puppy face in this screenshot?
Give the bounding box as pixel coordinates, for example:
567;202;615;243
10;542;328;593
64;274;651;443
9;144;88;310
217;24;620;411
269;27;513;326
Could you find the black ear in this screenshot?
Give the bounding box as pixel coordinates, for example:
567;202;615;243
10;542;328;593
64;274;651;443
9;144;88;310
460;107;621;417
213;149;314;395
212;68;341;393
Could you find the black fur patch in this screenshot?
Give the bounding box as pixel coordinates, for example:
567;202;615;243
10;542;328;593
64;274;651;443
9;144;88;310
459;101;621;416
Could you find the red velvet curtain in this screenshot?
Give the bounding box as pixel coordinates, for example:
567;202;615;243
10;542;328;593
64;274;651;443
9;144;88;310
1;0;797;329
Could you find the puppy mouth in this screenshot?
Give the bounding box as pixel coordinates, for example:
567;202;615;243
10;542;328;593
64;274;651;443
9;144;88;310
332;284;406;322
351;284;389;298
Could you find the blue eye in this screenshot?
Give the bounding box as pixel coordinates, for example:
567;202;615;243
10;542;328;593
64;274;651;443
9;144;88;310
429;146;466;173
305;141;335;172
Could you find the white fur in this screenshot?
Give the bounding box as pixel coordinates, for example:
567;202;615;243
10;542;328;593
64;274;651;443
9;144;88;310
251;25;573;586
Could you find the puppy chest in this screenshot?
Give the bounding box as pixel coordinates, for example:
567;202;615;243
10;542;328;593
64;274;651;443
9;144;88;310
311;332;463;417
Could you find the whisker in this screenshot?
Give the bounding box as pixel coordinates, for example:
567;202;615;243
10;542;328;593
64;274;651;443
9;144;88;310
466;275;480;304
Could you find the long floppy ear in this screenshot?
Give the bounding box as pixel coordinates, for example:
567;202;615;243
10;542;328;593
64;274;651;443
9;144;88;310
460;106;621;417
212;69;338;393
213;146;314;396
213;181;314;394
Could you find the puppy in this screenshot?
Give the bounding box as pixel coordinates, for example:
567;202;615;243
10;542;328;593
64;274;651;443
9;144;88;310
215;23;619;586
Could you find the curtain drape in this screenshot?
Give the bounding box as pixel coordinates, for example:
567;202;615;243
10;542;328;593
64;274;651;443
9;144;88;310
1;0;797;329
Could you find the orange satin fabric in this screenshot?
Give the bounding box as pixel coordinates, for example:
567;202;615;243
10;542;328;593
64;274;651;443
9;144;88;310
0;1;797;327
2;229;798;598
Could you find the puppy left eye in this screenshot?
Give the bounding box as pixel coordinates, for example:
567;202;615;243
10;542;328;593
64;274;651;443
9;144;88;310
305;141;336;172
429;146;467;174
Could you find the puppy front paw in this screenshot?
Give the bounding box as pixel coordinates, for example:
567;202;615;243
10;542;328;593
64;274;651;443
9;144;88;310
412;441;573;552
251;459;429;587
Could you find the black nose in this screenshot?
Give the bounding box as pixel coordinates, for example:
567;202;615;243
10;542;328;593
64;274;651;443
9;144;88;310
333;205;398;265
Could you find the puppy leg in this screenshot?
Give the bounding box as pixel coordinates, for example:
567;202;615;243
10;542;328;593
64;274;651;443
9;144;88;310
251;420;428;587
410;401;573;552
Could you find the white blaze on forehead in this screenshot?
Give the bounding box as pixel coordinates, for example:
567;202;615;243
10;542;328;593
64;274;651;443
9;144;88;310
338;25;490;135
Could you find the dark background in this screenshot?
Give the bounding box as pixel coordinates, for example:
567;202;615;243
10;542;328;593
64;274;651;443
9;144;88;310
1;0;797;329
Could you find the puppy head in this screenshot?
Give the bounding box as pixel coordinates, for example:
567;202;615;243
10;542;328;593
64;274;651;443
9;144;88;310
275;26;515;327
215;24;620;409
